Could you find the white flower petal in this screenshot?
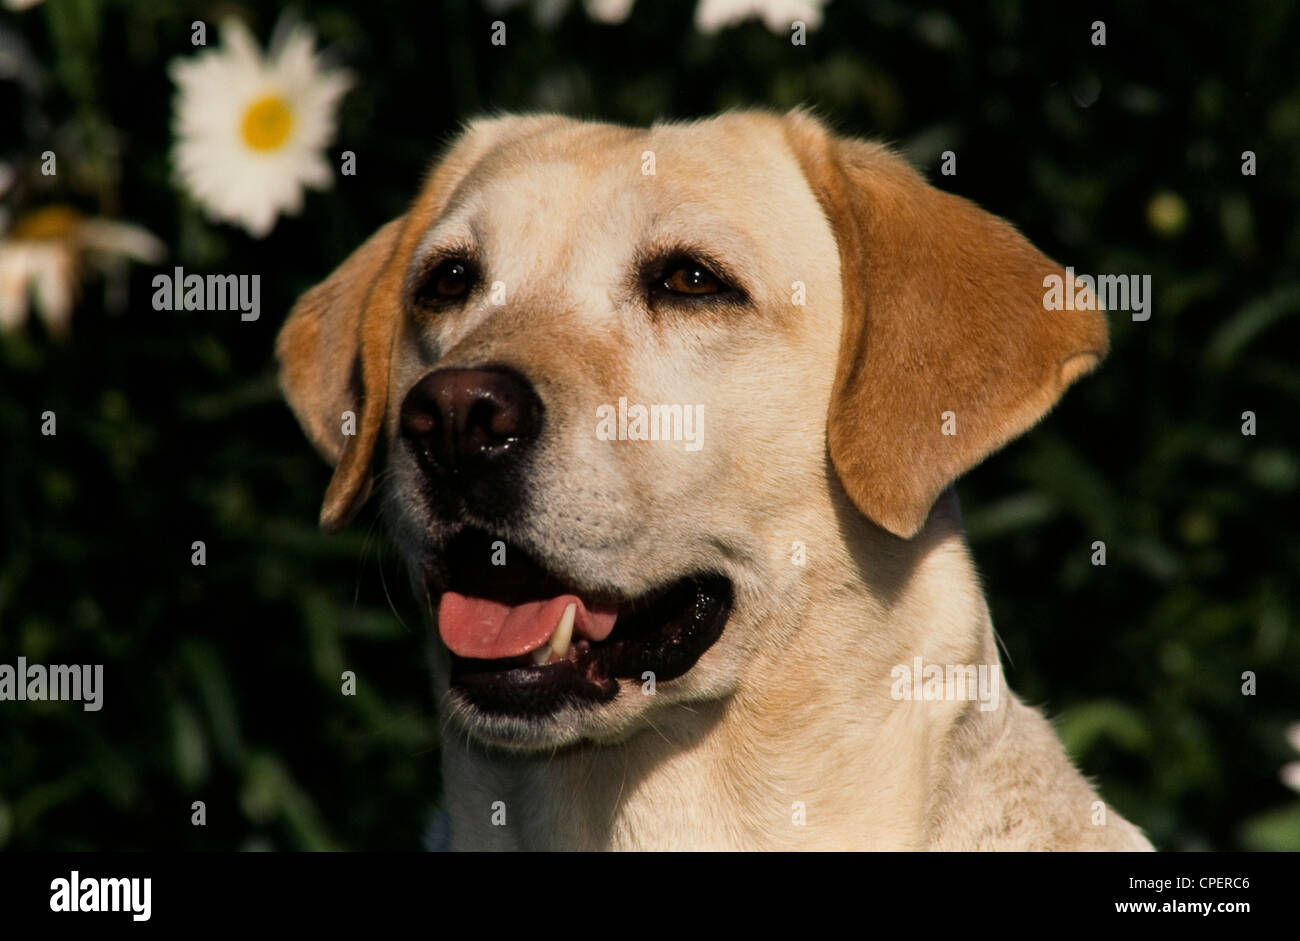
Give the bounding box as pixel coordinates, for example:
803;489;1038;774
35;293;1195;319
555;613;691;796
30;245;76;337
78;220;167;264
1282;761;1300;795
694;0;826;34
1286;723;1300;756
584;0;635;24
0;245;34;331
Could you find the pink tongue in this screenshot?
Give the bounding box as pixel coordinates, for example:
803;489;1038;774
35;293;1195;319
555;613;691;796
439;592;618;660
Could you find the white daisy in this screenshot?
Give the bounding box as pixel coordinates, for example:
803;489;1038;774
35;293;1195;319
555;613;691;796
695;0;829;35
169;18;353;239
0;206;165;339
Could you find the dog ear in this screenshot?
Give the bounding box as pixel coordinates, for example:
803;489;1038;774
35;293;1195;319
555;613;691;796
784;111;1108;539
276;216;408;533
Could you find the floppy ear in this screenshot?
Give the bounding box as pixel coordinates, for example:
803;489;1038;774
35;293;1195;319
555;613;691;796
276;216;408;533
784;111;1108;539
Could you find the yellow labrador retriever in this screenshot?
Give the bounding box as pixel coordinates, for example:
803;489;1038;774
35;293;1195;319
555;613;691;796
277;110;1152;850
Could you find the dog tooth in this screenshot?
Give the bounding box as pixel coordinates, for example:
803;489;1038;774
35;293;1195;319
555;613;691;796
529;603;578;665
550;603;577;659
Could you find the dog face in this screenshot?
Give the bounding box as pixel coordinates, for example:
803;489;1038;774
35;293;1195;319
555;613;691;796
278;111;1107;751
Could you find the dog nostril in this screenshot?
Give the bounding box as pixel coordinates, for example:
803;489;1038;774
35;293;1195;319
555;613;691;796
404;411;438;438
466;398;501;447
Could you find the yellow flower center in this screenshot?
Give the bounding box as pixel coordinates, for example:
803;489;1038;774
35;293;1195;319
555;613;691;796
10;205;83;240
240;94;294;151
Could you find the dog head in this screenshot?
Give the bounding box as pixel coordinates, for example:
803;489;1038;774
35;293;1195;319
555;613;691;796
277;111;1106;750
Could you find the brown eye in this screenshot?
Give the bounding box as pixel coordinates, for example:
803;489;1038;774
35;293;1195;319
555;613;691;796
645;253;746;310
662;261;724;296
433;260;472;297
414;256;478;310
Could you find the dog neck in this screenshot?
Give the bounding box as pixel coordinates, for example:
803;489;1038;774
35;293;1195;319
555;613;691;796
440;489;1024;850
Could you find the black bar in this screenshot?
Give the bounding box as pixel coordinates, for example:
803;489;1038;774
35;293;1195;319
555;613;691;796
0;851;1282;927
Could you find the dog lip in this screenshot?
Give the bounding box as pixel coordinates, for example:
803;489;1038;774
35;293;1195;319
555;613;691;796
450;658;619;715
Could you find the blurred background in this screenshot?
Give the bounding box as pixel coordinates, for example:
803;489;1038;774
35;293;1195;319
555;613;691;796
1;0;1297;850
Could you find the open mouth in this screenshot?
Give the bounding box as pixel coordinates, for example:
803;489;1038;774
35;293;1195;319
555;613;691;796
431;529;732;718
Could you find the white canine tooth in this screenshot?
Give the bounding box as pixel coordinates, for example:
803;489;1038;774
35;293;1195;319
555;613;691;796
550;603;577;659
531;603;578;665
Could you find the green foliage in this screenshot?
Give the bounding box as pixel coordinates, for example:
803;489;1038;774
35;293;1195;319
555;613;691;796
1;0;1297;849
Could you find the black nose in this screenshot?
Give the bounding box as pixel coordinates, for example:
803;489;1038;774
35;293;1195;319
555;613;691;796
399;366;543;478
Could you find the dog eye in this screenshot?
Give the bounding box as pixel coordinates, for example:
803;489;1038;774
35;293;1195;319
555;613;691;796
432;259;474;298
659;258;727;296
414;257;478;309
665;258;728;296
